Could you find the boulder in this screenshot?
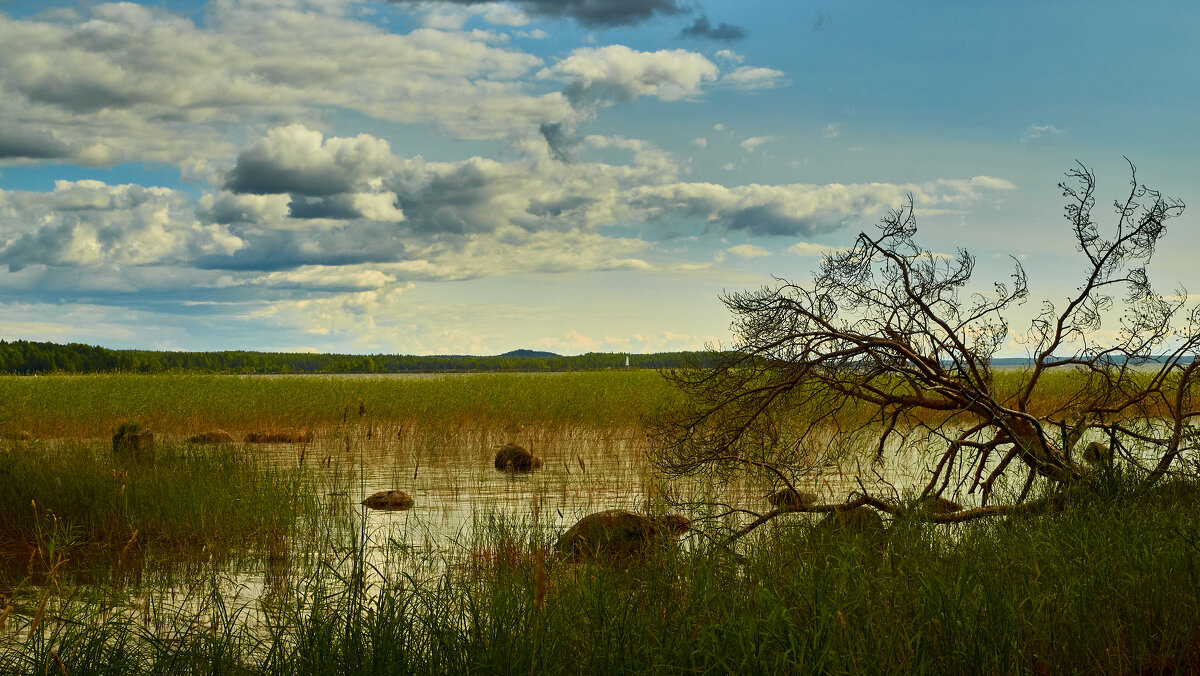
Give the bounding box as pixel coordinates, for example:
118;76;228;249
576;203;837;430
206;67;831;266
245;428;312;444
555;509;689;561
187;429;235;444
1082;441;1113;467
113;422;154;456
767;487;819;510
361;490;415;511
816;506;885;536
918;496;963;515
494;443;542;472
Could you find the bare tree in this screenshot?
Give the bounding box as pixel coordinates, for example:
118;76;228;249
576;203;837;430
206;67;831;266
651;161;1195;539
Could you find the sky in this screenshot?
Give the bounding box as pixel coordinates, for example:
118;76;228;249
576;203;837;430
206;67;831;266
0;0;1197;356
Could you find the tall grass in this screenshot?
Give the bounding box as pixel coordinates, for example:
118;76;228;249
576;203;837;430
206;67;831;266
0;372;679;440
0;440;324;581
3;474;1199;674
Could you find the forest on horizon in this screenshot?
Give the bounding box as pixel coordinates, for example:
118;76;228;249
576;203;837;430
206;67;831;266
0;339;717;374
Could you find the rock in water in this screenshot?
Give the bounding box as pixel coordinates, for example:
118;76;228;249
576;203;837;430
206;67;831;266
767;487;819;510
919;496;963;515
112;422;154;456
245;428;313;444
555;509;689;561
361;490;415;511
188;429;235;444
1082;441;1113;467
816;506;885;535
494;443;542;472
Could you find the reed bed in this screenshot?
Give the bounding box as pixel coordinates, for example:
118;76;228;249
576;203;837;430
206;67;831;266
0;372;679;441
0;371;1198;673
2;472;1199;674
0;440;325;585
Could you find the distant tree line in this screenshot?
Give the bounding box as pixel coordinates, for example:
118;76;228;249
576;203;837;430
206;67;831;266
0;340;719;374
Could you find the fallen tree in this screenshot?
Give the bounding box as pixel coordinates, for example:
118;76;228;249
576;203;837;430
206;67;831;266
651;160;1197;538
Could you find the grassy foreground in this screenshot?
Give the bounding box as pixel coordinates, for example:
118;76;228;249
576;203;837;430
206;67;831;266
1;473;1199;674
0;372;1198;673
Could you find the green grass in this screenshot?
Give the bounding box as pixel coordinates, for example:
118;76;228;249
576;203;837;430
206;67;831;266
0;372;679;440
3;476;1200;674
1;372;1198;673
0;439;324;580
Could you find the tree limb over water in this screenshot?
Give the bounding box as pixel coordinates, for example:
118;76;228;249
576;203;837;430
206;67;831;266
651;160;1198;539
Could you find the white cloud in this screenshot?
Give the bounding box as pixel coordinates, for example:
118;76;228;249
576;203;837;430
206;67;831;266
0;180;242;271
788;242;848;257
224;124;401;198
539;45;719;109
720;66;785;90
414;2;530;29
713;49;744;63
0;4;569;168
823;122;842;138
740;136;774;152
727;244;771;258
692;137;708;148
1020;124;1062;143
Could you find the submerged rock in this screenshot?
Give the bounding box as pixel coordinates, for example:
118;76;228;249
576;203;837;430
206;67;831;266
245;428;313;444
112;422;154;456
361;490;415;511
187;429;235;444
918;496;963;515
555;509;690;561
1082;441;1113;467
816;506;886;536
767;487;819;510
494;443;542;472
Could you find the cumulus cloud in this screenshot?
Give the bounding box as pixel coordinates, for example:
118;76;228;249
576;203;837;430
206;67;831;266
540;45;719;109
623;178;1013;237
386;0;687;28
788;241;848;257
539;122;580;162
727;243;771;258
678;16;747;41
243;266;400;292
0;127;71;160
0;180;243;272
224;124;399;198
0;117;1016;321
0;5;568;168
413;2;530;29
720;66;785;90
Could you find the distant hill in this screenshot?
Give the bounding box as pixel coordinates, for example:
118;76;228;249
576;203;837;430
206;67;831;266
498;349;560;358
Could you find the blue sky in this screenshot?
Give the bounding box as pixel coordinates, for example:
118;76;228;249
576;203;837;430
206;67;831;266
0;0;1196;355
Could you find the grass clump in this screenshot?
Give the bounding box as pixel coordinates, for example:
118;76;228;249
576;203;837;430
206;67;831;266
0;439;322;578
3;479;1200;674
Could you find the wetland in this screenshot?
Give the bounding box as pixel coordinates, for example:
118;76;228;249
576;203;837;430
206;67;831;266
0;371;1198;674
